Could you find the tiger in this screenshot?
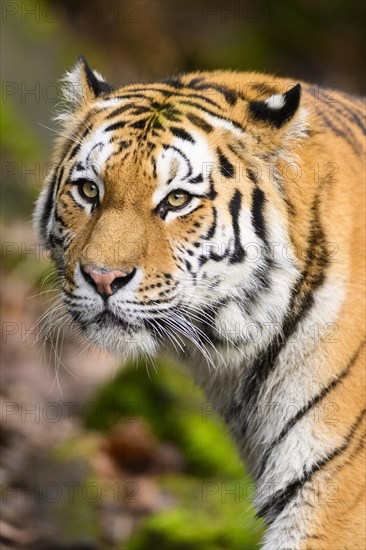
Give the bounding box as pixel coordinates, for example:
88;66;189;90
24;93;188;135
34;56;365;550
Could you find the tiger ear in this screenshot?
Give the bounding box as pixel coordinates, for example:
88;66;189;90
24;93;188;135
61;55;114;108
248;84;301;129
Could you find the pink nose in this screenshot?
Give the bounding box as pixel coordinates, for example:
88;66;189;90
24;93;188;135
82;266;134;297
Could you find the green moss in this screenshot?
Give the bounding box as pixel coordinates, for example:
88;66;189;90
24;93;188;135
126;476;263;550
84;360;243;477
83;359;179;433
175;413;243;477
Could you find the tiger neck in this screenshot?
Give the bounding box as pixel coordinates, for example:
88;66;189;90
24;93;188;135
181;269;347;547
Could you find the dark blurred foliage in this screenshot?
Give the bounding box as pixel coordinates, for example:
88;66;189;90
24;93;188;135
2;0;365;222
53;0;366;89
0;1;365;548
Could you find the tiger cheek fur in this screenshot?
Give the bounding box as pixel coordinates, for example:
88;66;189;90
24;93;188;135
34;56;365;549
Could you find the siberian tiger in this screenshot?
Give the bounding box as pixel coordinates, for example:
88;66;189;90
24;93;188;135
34;56;365;549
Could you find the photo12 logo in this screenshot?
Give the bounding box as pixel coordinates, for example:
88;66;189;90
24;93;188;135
1;1;139;25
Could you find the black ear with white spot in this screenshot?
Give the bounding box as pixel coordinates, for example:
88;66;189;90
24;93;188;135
249;84;301;128
61;55;114;108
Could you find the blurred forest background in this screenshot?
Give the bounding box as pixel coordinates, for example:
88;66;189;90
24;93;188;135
1;0;365;548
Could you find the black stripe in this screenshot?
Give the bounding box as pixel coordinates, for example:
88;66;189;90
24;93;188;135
118;151;131;163
197;249;226;267
341;90;365;106
228;142;246;159
318;88;366;134
229;189;245;263
151;118;163;131
54;165;65;196
185;259;192;272
246;168;258;184
170;126;195;143
152;158;157;179
316;108;361;156
203;207;217;240
145;141;157;155
117;140;132;153
178;99;220;116
180;100;244;132
160;77;184;89
129;118;147;130
258;407;366;522
186;113;213;133
64;126;89;164
113;93;149;102
106;104;137;119
207;175;217;200
217;148;234;179
327;105;363;154
251;187;267;243
182;91;222;108
333;102;366;136
188;174;203;184
250;83;277;96
131;106;154;116
67;143;81;161
39;174;56;241
258;339;366;480
50;234;65;248
117;88;171;98
105;121;126;132
339;434;365;474
163;109;182;123
182;90;223;108
187;76;238;105
116;87;221;108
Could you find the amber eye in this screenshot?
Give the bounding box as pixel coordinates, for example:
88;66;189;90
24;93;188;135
165;191;190;209
79;181;99;201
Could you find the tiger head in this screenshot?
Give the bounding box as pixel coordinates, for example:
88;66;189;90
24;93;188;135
34;57;306;364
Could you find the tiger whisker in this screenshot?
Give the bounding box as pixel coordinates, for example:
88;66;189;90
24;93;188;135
37;122;83;145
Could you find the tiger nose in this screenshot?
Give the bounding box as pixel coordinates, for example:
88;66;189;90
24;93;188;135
81;265;137;297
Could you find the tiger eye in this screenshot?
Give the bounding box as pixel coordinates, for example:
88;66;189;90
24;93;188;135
166;191;189;208
81;181;99;200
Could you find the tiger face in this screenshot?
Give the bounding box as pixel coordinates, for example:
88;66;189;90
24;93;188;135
34;57;304;362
